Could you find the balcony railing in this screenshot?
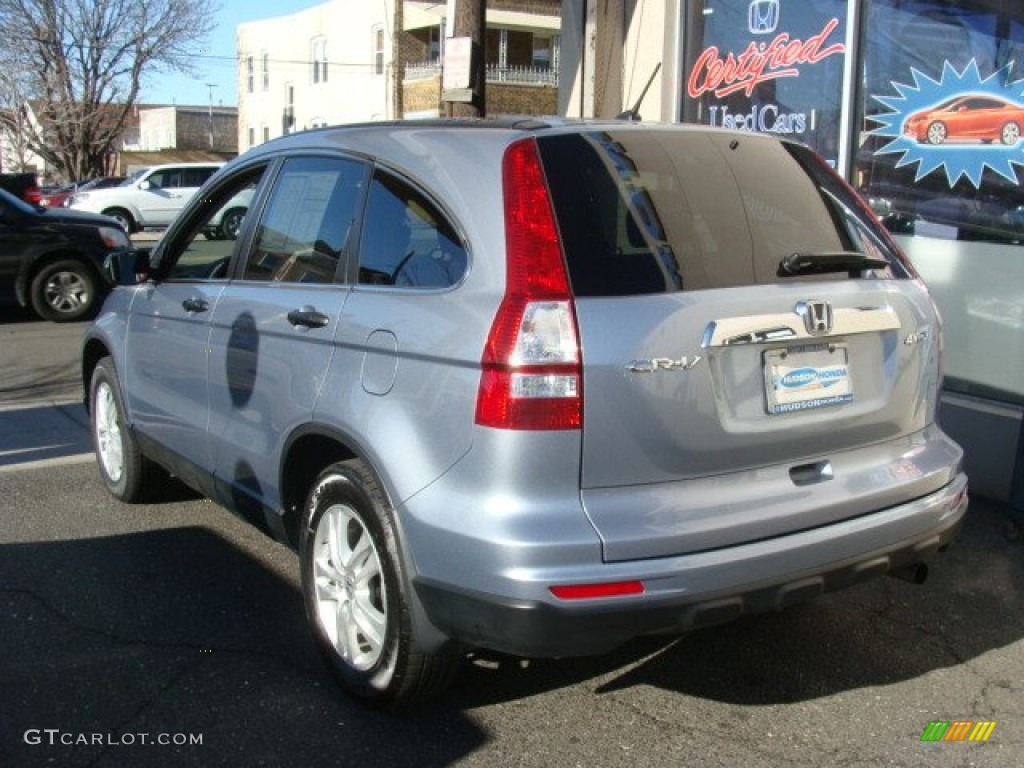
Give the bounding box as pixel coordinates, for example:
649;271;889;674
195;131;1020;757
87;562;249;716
404;61;558;87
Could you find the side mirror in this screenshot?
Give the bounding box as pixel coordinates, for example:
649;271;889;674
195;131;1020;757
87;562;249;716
138;179;152;191
103;248;151;286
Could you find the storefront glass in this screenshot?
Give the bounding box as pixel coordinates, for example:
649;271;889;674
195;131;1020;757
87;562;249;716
681;0;850;167
857;0;1024;404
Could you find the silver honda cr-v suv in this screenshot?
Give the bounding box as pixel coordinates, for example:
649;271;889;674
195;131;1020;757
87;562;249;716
83;119;968;705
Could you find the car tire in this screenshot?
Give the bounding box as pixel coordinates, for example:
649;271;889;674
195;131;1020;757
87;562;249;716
1000;122;1020;145
29;259;98;322
926;121;947;145
219;208;246;240
102;207;135;233
89;356;166;502
300;460;459;705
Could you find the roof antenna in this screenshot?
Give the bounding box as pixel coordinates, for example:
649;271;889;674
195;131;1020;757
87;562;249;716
617;62;662;122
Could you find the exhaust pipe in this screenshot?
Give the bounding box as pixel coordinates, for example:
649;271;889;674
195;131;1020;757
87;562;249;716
889;562;929;584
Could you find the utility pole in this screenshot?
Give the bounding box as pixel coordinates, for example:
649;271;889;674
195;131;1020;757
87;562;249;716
444;0;486;117
205;83;217;149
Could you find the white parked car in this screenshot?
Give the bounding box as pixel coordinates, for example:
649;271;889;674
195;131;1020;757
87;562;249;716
68;163;222;233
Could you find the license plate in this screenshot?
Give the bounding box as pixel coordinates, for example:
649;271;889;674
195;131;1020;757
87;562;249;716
764;343;853;414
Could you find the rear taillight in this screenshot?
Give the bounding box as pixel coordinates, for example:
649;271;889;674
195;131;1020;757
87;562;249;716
474;138;582;431
24;186;41;205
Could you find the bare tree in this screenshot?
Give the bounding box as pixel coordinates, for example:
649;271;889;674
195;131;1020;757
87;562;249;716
0;0;217;182
0;70;36;172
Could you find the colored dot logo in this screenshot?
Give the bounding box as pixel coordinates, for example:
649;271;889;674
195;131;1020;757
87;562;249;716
920;720;996;742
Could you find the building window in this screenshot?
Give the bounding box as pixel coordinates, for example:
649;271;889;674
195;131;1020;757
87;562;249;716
248;127;255;147
373;26;385;75
246;55;254;93
312;37;328;84
262;52;270;91
429;25;442;62
533;35;552;69
262;124;270;143
283;83;295;134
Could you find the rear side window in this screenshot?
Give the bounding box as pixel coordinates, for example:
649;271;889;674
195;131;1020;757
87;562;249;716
357;170;467;289
536;131;908;297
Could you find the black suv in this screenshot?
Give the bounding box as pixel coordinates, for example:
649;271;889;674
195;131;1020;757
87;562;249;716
0;188;132;321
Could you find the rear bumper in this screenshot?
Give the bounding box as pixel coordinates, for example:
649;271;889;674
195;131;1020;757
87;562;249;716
413;473;968;657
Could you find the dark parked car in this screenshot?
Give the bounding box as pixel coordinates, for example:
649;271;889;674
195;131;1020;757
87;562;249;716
84;120;967;705
0;172;42;205
0;188;132;321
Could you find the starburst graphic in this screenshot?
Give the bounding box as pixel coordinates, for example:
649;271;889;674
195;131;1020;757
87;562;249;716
869;60;1024;188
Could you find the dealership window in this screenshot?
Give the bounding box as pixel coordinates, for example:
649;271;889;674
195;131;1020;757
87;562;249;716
681;0;849;167
856;0;1024;404
857;0;1024;243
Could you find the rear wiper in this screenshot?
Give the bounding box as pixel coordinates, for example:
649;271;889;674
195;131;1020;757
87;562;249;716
777;251;889;277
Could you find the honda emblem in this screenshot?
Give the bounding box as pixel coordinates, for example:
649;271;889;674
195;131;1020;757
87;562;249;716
748;0;780;35
797;300;833;335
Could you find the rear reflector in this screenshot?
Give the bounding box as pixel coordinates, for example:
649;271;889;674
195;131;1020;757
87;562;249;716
550;581;645;600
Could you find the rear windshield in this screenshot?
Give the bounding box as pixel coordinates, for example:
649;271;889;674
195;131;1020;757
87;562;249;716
536;130;910;297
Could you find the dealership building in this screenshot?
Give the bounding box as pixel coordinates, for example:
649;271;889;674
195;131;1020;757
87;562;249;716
559;0;1022;509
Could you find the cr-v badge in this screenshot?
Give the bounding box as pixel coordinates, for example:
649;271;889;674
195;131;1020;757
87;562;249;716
626;355;702;373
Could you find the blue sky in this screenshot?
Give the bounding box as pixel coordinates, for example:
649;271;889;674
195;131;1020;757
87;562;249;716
140;0;317;107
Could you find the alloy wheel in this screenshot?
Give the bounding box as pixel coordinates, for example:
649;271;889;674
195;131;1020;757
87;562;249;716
44;270;90;314
94;381;124;483
311;503;388;671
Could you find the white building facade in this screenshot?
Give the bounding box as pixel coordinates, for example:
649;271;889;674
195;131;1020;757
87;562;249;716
236;0;395;151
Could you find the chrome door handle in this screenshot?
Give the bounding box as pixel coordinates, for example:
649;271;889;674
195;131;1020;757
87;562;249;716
287;307;329;328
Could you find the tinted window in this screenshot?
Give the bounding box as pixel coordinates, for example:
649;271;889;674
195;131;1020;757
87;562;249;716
537;131;907;297
357;171;467;288
148;167;216;189
183;168;217;187
146;169;177;189
244;156;365;284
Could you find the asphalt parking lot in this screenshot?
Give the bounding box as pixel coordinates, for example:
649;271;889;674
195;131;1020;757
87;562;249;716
1;301;1022;767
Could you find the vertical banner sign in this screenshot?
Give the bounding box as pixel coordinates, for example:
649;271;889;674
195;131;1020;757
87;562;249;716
685;0;848;164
